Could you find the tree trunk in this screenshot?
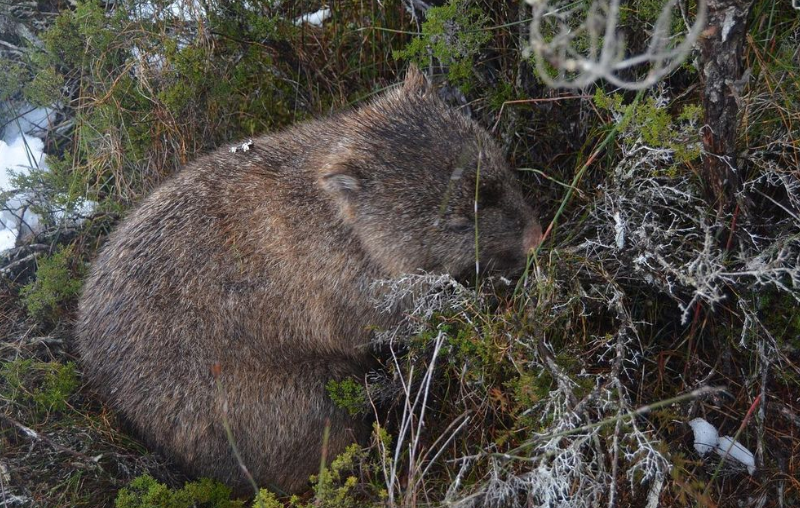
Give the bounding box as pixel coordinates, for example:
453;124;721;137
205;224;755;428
698;0;754;215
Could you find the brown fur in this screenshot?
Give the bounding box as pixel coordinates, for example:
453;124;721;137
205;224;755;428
75;67;541;494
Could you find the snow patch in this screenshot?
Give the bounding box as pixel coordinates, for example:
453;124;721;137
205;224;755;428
295;8;331;27
1;107;56;143
0;134;48;252
716;436;755;475
688;418;755;475
132;1;205;21
688;417;718;456
0;134;46;186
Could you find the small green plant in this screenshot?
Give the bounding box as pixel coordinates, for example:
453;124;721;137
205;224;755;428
0;359;80;417
20;244;85;324
116;446;378;508
25;66;66;108
593;89;703;167
326;378;368;417
394;0;491;91
251;490;282;508
308;444;364;508
115;475;243;508
0;59;29;102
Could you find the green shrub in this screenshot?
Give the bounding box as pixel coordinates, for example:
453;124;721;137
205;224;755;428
394;0;490;92
0;59;29;102
115;475;243;508
20;244;85;324
308;444;364;508
326;378;368;417
117;444;373;508
593;89;703;167
250;490;282;508
0;359;80;417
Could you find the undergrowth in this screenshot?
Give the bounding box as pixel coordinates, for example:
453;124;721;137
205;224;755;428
1;0;799;507
20;244;85;324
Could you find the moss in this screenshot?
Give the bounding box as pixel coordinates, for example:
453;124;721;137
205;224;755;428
20;245;85;324
486;81;518;111
757;290;800;374
446;324;503;380
508;370;552;413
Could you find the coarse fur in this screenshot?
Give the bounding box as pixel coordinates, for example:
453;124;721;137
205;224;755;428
75;67;542;495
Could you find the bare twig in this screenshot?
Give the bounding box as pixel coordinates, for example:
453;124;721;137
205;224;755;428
526;0;707;89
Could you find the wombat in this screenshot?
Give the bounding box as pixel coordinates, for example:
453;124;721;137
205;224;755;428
76;67;542;494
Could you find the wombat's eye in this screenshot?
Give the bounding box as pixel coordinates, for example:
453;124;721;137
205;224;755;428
446;216;473;234
478;180;503;208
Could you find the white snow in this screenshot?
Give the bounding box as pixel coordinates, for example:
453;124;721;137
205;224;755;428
132;1;205;21
295;8;331;27
131;45;168;76
716;436;756;475
1;107;56;141
0;134;46;187
688;418;756;475
688;417;718;456
0;228;16;250
1;132;48;252
2;104;99;253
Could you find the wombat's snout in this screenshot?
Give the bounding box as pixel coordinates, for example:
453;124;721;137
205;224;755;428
523;221;543;253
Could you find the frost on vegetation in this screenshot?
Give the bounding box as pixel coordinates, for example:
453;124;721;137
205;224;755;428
372;273;477;338
577;93;800;324
447;284;669;508
375;272;671;507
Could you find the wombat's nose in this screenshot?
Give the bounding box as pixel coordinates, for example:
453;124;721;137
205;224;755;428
523;221;543;253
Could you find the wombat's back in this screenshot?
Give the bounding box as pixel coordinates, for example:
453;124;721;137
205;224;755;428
77;127;384;492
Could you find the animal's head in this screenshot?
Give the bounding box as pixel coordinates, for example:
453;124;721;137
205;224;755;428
319;66;542;280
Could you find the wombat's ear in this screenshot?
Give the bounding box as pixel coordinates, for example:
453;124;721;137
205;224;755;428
319;162;361;220
402;65;431;96
320;171;360;195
